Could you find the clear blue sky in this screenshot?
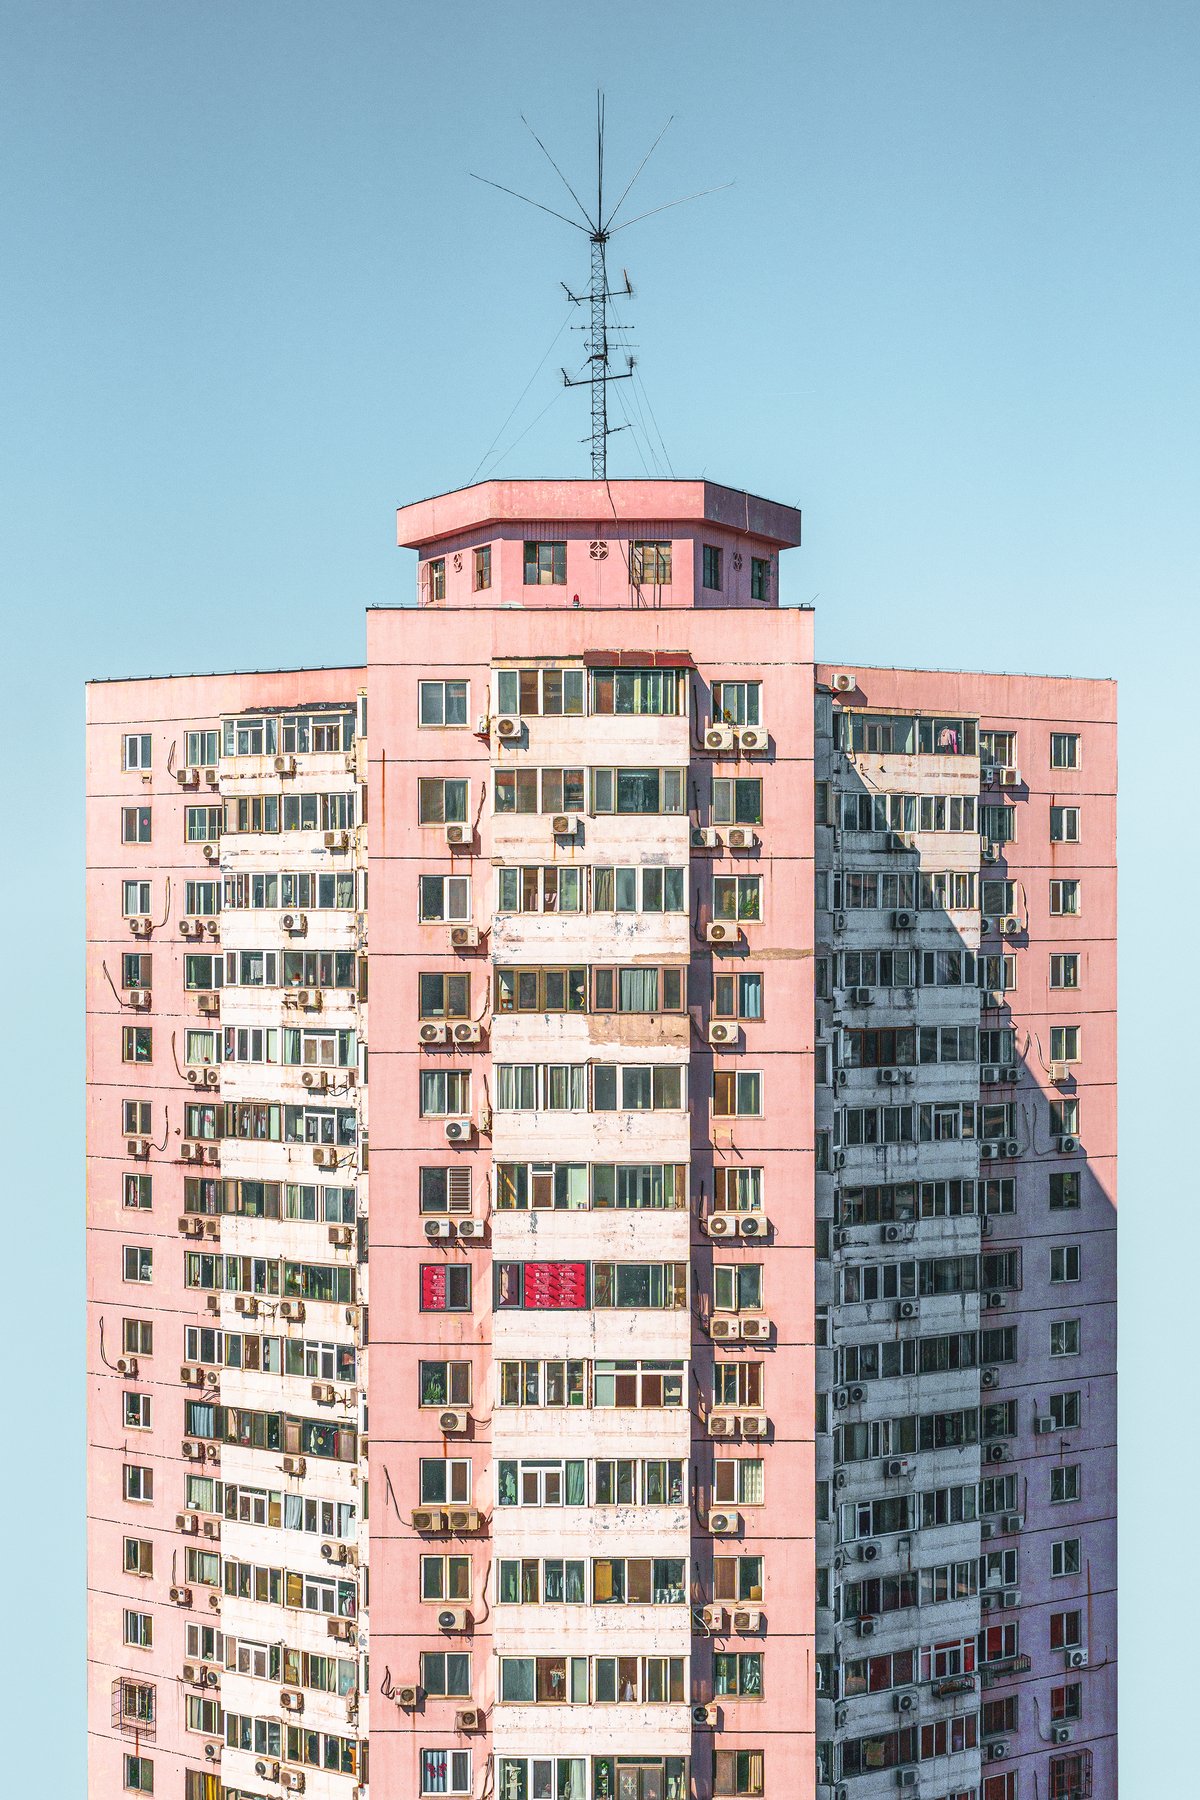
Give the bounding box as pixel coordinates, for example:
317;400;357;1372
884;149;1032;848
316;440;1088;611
2;1;1194;1784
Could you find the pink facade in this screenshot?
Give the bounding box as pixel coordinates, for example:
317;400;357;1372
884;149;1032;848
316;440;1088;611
85;478;1114;1800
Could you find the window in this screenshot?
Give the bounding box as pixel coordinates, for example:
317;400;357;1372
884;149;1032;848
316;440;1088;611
419;875;471;922
1050;1172;1081;1211
1050;1320;1081;1357
1051;1681;1082;1723
186;729;220;767
713;1265;763;1313
122;880;152;917
124;1610;153;1649
421;1652;472;1697
420;1749;472;1794
713;875;762;922
592;1065;685;1112
1051;1465;1081;1504
123;1755;153;1793
123;733;153;771
124;1465;153;1502
593;1361;685;1408
712;680;761;726
591;767;685;814
1051;806;1080;843
494;1262;589;1311
713;972;764;1020
714;1167;763;1213
1052;1537;1081;1577
714;1653;763;1698
419;1459;471;1505
982;879;1015;915
1051;954;1080;990
121;807;151;844
419;778;469;825
123;1246;153;1284
590;666;684;715
419;1361;472;1406
980;730;1016;770
593;864;686;912
1050;879;1081;915
703;544;723;590
495;968;587;1014
713;1070;762;1117
428;557;446;602
838;712;978;756
418;679;468;726
496;1458;587;1506
123;1318;153;1355
1050;1609;1082;1650
123;1536;153;1576
420;1554;471;1601
712;777;762;825
122;1026;153;1064
1051;1245;1081;1283
1050;1026;1080;1062
185;805;222;842
420;1265;472;1312
123;1174;152;1210
715;1749;765;1796
713;1459;765;1506
124;1392;151;1429
1051;733;1080;769
121;953;152;991
750;557;770;600
420;1167;473;1214
523;540;566;585
473;545;491;590
713;1554;765;1601
419;974;471;1019
980;802;1017;843
499;1361;587;1407
1049;1391;1082;1430
713;1362;763;1409
1050;1098;1080;1136
631;540;672;585
497;864;584;913
496;667;585;717
592;966;685;1013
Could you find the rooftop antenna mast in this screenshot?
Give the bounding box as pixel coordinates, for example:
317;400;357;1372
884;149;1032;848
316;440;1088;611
471;93;730;480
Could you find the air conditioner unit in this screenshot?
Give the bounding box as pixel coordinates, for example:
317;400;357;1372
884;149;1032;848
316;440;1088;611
324;830;350;851
737;726;768;752
205;1294;221;1314
707;1022;738;1050
980;1520;994;1539
299;988;323;1011
418;1022;448;1045
849;1383;867;1403
1000;768;1021;787
197;992;220;1015
700;1604;727;1631
1066;1647;1088;1669
692;1703;720;1727
454;1708;482;1732
177;767;200;788
691;826;721;849
893;1690;918;1714
329;1224;354;1249
424;1217;455;1240
980;1065;999;1085
279;1300;306;1322
848;986;872;1006
883;1223;908;1243
983;1290;1005;1308
1034;1416;1057;1435
981;1368;999;1389
449;924;480;949
857;1616;876;1638
129;915;153;938
447;1507;480;1532
179;1213;204;1236
169;1585;193;1606
175;1512;199;1538
740;1313;771;1341
833;1387;849;1409
708;1510;740;1536
705;724;735;750
273;754;297;776
280;1771;306;1794
986;1743;1008;1762
706;920;736;945
444;1118;474;1144
859;1541;880;1563
980;1143;999;1161
280;1687;304;1711
704;1213;735;1238
878;1067;900;1085
444;823;470;848
707;1411;738;1438
282;1454;307;1476
205;1068;219;1087
982;843;1000;863
883;1457;911;1478
233;1295;258;1317
411;1507;447;1533
456;1217;485;1241
1049;1061;1070;1085
128;987;152;1010
311;1382;336;1405
832;671;857;693
732;1606;763;1633
727;827;756;850
437;1606;470;1632
114;1354;139;1377
891;910;916;929
980;915;993;935
895;1770;919;1790
738;1214;768;1239
439;1409;469;1435
327;1616;355;1642
1002;1513;1024;1534
1058;1134;1079;1153
709;1314;741;1341
494;714;521;739
312;1145;338;1168
254;1763;281;1784
126;1136;150;1158
898;1299;919;1320
551;813;580;836
1052;1724;1072;1744
739;1412;768;1438
833;1149;846;1169
397;1684;419;1709
302;1070;330;1091
450;1021;481;1045
202;842;219;863
320;1541;350;1564
986;1443;1009;1463
999;914;1020;935
281;912;307;935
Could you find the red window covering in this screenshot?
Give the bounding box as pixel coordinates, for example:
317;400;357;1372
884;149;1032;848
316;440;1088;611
421;1266;447;1311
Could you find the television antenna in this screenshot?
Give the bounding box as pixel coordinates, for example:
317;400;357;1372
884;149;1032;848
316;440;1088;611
472;93;729;479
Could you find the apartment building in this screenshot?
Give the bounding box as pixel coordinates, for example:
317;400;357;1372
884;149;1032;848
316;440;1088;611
87;476;1115;1800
